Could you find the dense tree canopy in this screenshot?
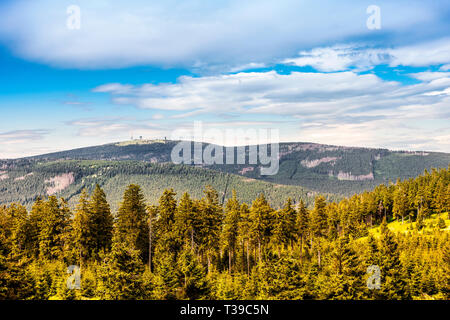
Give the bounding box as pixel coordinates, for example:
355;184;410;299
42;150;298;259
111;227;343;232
0;166;448;300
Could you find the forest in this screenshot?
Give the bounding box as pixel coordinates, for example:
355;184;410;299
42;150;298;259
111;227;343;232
0;166;449;300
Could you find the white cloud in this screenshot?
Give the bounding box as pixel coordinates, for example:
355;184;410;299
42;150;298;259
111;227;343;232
66;118;168;138
296;120;450;152
282;45;389;72
283;38;450;72
92;83;134;94
409;71;450;82
388;38;450;67
0;130;49;145
152;114;165;120
229;63;266;73
94;71;400;116
92;69;450;151
0;0;445;70
0;130;51;159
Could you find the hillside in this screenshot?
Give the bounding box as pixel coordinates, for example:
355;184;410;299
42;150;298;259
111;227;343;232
1;164;448;301
19;139;450;195
0;159;337;212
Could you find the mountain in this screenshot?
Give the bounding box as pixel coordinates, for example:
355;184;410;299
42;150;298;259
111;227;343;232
0;159;330;211
26;139;450;193
1;139;449;210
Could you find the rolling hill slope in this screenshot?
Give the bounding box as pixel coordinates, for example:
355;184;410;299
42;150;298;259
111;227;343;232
0;159;334;212
21;139;450;195
1;140;448;211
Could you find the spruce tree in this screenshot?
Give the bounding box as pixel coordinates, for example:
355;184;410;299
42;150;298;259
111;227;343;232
72;189;91;264
296;200;309;258
116;184;149;262
174;192;196;250
249;193;273;264
177;248;210;299
323;236;367;299
155;189;179;254
310;196;328;268
97;236;144;300
238;203;252;275
28;198;45;258
376;226;409;299
220;190;240;273
39;196;70;260
197;186;223;273
89;184;113;256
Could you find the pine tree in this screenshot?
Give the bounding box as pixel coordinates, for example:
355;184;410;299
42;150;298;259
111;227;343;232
220;190;240;274
153;251;179;300
197;186;223;273
322;236;367;299
238;203;252;275
89;184;113;256
8;204;29;257
72;189;91;264
27;198;45;258
39;197;70;260
376;226;409;299
311;196;328;238
271;198;295;256
393;182;408;223
97;236;144;300
0;257;35;300
296;200;309;258
147;205;158;272
174;192;197;250
177;248;210;299
116;184;149;262
310;196;328;268
249;193;273;264
155;189;179;255
258;252;305;299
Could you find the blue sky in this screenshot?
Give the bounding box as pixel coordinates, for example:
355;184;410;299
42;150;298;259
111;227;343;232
1;0;450;158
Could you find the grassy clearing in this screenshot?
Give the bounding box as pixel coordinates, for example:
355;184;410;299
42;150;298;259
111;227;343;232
368;212;449;238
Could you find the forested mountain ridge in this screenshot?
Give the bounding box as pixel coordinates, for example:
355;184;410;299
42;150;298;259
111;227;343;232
0;160;336;211
3;139;449;196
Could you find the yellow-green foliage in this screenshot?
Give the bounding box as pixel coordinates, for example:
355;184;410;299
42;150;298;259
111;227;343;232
0;167;449;300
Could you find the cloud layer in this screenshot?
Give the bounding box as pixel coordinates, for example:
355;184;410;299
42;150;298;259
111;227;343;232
0;0;448;69
91;65;450;151
1;1;450;157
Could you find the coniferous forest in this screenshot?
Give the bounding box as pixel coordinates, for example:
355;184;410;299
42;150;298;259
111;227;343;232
0;167;449;300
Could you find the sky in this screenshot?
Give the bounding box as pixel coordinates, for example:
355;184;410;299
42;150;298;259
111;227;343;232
0;0;450;158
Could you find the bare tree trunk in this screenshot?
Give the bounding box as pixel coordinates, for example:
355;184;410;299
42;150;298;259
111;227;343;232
246;241;250;276
207;253;211;274
318;249;321;268
148;218;152;272
258;240;261;264
299;236;303;262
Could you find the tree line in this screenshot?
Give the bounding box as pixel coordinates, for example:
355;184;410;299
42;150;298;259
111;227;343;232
0;167;449;300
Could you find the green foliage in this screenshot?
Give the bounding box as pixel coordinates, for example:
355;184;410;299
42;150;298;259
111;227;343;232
115;184;148;262
0;166;448;300
97;239;145;300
